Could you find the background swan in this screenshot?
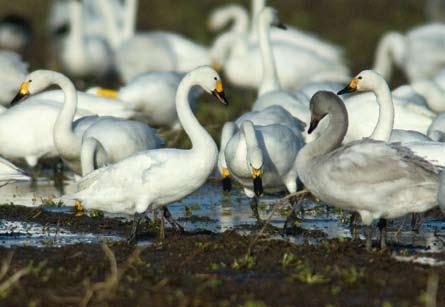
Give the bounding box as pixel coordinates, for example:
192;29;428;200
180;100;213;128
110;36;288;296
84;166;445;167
89;71;203;129
62;66;228;241
297;91;440;249
336;70;435;143
0;14;32;53
0;99;91;168
0;51;28;106
214;7;350;90
58;0;113;79
374;23;445;82
14;70;163;175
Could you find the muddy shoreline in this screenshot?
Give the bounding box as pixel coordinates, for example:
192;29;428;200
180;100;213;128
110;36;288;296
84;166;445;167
0;204;443;306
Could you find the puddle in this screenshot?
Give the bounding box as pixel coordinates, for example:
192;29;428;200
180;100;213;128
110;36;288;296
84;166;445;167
1;174;445;263
0;219;121;248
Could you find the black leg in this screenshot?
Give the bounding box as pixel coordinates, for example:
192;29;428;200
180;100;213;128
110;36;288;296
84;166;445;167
377;218;387;249
283;196;304;234
163;207;184;233
349;212;359;241
127;213;142;245
249;197;262;225
365;225;373;251
411;213;422;233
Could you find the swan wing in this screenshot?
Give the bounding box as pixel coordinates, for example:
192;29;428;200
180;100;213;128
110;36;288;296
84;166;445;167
324;140;439;187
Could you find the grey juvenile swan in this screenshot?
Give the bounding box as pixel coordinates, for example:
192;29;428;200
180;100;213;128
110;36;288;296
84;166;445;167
296;91;441;249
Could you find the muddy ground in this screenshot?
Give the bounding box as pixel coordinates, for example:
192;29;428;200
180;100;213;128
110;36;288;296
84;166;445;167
0;204;443;307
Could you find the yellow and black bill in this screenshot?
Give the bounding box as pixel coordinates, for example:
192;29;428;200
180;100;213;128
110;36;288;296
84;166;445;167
337;77;358;95
212;80;228;105
11;81;31;105
221;167;232;192
252;168;263;197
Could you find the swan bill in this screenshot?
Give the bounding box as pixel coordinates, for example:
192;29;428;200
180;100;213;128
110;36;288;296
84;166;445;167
95;88;119;98
308;118;320;134
11;81;31;105
222;177;232;192
253;176;263;197
337;78;358;95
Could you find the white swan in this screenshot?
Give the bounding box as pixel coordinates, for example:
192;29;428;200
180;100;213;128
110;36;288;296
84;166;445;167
337;71;445;167
297;91;440;249
33;89;135;119
0;15;32;53
336;70;435;143
62;66;228;240
208;4;249;35
88;71;203;129
218;105;304;189
213;7;350;90
13;70;163;175
210;0;344;63
0;51;28;106
373;23;445;82
58;0;113;79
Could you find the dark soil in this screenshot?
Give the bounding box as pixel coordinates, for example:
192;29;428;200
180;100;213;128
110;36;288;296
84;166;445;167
0;204;443;307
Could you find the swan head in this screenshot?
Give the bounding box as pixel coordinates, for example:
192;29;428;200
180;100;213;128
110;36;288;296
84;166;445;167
258;7;287;30
308;91;340;134
337;70;385;95
193;66;228;105
240;120;263;196
11;70;68;105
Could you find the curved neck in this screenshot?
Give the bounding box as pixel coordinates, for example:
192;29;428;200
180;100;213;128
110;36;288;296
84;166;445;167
230;7;249;33
373;32;405;81
68;1;85;60
241;121;260;152
250;0;265;40
51;72;82;157
299;101;348;163
257;14;281;96
176;74;217;153
211;32;244;65
122;0;137;40
370;81;394;141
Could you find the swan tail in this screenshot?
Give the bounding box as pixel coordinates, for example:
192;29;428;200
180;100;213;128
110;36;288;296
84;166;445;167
373;31;406;81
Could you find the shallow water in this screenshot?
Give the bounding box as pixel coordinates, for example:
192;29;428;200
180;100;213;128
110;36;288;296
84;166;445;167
1;175;445;264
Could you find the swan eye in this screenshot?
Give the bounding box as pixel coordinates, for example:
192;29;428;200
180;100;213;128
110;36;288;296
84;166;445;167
28;80;32;83
214;77;217;80
358;76;362;80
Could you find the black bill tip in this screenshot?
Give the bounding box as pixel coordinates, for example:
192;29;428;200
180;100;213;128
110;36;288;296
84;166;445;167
253;176;263;197
337;86;353;96
308;118;320;134
222;177;232;192
275;22;287;30
10;91;28;106
212;90;228;105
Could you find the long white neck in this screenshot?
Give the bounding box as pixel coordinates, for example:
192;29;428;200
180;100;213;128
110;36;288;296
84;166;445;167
176;74;217;156
411;80;443;113
51;72;82;158
219;121;237;169
373;32;406;81
211;32;245;65
257;12;281;96
97;0;121;48
229;6;249;34
122;0;137;40
241;120;262;165
250;0;265;41
369;80;394;141
67;1;85;60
